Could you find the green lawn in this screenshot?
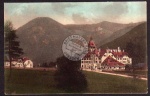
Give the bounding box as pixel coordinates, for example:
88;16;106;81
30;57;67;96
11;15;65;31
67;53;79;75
5;68;148;94
83;71;147;93
103;70;147;78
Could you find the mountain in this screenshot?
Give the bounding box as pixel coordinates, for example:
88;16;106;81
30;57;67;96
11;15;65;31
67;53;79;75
16;17;72;65
100;22;147;64
66;21;129;32
16;17;145;66
99;22;141;46
65;21;138;46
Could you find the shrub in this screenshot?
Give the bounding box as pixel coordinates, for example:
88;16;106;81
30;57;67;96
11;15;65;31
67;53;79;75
54;56;87;92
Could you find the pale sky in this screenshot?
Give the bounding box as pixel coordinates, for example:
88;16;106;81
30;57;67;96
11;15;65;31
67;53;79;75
4;2;147;29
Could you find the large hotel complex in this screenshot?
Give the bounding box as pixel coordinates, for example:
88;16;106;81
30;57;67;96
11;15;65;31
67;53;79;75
81;38;132;70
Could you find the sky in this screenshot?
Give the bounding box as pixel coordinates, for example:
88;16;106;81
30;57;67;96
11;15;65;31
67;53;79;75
4;2;147;29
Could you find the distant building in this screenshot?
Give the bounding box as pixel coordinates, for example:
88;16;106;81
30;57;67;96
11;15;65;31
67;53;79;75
81;37;132;70
4;57;33;68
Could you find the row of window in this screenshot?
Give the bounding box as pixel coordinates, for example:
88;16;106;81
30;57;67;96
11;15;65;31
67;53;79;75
101;66;125;69
81;61;100;63
103;54;113;57
117;58;130;60
83;58;99;60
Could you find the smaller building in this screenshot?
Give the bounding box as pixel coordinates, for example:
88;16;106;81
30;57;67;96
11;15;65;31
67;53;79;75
4;57;33;68
101;56;125;70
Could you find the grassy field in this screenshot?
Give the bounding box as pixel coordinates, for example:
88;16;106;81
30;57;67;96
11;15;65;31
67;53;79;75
103;70;147;78
5;68;148;94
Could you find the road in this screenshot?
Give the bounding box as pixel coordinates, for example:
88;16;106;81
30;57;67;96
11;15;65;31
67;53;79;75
83;69;147;81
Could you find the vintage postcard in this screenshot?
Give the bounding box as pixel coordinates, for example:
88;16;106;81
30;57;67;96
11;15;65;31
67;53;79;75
4;2;147;94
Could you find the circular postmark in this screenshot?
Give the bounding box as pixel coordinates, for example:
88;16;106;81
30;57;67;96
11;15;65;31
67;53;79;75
62;35;88;61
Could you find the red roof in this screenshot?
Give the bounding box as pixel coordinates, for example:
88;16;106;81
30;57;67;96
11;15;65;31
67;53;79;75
11;57;29;63
99;49;106;57
88;40;96;47
111;52;128;57
101;56;125;67
22;57;29;62
83;49;100;58
82;47;130;60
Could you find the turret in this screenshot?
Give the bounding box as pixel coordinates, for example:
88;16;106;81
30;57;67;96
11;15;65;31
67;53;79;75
88;36;96;52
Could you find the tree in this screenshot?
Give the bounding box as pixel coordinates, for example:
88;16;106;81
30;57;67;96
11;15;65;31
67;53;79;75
49;62;56;67
4;20;24;79
54;56;87;92
125;41;144;65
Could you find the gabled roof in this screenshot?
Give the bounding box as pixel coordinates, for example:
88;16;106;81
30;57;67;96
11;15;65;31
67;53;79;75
111;52;128;57
101;56;125;67
99;49;106;58
11;57;30;63
83;49;100;58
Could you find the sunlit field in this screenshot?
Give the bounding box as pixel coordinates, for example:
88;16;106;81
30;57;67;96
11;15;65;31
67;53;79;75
5;68;147;94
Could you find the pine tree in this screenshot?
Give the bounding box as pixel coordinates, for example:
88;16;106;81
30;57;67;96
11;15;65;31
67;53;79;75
4;20;24;79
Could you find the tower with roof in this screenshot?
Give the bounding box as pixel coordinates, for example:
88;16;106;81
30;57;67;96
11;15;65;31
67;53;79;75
88;36;96;52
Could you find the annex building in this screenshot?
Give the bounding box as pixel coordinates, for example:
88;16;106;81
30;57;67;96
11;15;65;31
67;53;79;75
5;57;33;68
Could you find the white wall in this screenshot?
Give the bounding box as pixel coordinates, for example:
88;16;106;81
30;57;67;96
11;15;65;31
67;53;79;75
4;60;33;68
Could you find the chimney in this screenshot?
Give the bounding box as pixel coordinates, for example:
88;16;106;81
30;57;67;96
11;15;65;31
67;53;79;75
99;48;101;52
118;47;120;52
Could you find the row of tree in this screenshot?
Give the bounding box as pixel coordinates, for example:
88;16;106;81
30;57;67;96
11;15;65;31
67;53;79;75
4;20;24;80
40;62;56;67
125;41;146;66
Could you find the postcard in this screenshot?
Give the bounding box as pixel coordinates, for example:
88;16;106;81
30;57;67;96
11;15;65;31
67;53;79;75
4;2;147;94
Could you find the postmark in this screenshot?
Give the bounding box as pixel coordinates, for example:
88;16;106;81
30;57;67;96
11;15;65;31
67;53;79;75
62;35;88;61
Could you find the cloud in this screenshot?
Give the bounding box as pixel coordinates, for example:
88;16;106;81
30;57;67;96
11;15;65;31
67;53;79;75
4;2;146;28
102;2;128;19
51;3;75;14
139;2;147;15
72;13;91;24
4;3;77;28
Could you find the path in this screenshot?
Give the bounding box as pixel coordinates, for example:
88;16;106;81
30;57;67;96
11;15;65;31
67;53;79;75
83;69;147;81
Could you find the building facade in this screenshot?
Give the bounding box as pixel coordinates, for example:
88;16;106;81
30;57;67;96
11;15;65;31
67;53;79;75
4;57;33;68
81;38;132;70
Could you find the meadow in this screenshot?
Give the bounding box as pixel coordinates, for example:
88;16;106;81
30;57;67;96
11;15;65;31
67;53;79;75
5;68;147;94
